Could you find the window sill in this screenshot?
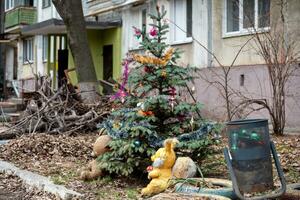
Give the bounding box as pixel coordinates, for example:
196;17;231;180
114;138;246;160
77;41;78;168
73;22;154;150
128;37;193;51
42;5;51;9
222;27;270;39
170;37;193;46
23;61;34;65
5;8;14;12
128;46;143;51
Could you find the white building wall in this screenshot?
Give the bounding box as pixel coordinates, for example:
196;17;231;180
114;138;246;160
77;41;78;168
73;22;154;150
119;0;209;68
18;0;62;80
17;38;23;80
35;35;45;76
37;0;61;22
5;47;14;82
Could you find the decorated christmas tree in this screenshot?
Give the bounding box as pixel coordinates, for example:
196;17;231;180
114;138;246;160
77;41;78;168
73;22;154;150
97;6;218;176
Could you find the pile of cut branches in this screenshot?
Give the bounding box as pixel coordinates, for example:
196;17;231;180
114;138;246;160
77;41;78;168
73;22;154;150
5;78;114;136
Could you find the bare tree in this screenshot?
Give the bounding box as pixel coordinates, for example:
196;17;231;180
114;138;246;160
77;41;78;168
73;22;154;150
168;0;299;135
52;0;98;102
168;18;254;121
239;0;300;135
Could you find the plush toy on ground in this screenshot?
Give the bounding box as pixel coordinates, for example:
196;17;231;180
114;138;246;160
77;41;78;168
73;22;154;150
141;138;179;196
80;160;103;180
91;134;111;157
80;129;111;180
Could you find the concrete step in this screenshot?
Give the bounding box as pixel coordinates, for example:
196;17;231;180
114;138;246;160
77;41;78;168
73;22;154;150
7;98;25;111
0;102;18;113
7;98;24;105
0;112;21;122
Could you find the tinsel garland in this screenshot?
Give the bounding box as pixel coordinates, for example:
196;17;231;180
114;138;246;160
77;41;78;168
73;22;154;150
111;55;132;101
132;48;174;67
98;119;217;148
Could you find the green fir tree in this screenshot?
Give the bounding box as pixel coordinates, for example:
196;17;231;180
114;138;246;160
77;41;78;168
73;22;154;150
97;6;218;176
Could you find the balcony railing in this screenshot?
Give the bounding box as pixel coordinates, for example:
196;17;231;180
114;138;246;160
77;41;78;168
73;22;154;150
5;7;37;29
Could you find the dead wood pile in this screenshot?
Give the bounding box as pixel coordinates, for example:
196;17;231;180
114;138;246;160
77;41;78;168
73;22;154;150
7;78;114;136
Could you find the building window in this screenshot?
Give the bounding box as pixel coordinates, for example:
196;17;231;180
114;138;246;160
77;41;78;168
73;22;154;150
23;38;34;63
225;0;270;34
5;0;14;11
42;0;51;8
129;6;149;50
171;0;193;42
42;36;48;62
6;0;34;10
24;0;34;6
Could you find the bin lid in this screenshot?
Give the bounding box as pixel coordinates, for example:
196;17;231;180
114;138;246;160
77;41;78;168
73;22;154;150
227;119;268;125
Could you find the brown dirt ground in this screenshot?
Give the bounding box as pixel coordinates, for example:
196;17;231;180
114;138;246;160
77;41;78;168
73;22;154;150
0;172;59;200
0;131;299;199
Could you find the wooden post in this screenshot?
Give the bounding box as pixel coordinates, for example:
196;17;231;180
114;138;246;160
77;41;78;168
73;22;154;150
59;35;63;50
47;35;51;75
64;35;68;50
53;36;57;89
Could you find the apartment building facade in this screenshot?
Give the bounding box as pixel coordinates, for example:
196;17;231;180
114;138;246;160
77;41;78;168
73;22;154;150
1;0;299;130
0;0;5;98
85;0;300;130
198;0;300;131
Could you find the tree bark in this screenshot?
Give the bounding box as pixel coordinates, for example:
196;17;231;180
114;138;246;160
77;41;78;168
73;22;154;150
52;0;99;102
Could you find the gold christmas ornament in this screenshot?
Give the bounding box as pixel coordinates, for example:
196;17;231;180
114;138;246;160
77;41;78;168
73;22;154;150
161;70;167;78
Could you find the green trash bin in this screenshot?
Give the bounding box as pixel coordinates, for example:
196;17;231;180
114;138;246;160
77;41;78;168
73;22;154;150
224;119;286;200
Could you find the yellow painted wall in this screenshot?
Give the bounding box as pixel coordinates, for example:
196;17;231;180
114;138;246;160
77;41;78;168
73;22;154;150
212;1;263;67
101;27;122;80
211;0;300;67
68;27;122;91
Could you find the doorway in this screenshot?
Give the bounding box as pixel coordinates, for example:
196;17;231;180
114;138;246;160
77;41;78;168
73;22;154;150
57;49;68;87
102;45;113;94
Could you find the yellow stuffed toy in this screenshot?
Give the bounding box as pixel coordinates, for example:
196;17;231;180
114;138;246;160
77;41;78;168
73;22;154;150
141;138;179;196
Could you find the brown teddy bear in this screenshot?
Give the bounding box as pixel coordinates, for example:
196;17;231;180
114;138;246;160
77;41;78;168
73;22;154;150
80;129;111;180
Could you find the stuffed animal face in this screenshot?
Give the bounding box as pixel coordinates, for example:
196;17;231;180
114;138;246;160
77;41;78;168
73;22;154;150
151;138;178;169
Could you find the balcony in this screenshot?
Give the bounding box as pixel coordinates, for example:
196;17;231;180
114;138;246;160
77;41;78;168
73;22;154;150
86;0;144;17
5;7;37;31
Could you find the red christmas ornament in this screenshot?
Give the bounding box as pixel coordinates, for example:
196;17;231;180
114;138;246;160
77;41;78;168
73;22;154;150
146;166;153;172
169;87;177;96
177;114;186;122
133;26;142;39
149;27;158;37
144;66;152;73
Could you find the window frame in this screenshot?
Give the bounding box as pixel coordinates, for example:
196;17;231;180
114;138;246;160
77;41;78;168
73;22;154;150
42;36;48;62
42;0;51;9
128;5;147;51
170;0;193;45
223;0;270;38
5;0;14;12
23;38;34;64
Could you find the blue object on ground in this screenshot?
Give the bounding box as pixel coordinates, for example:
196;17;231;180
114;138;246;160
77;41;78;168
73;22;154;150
0;140;9;145
175;183;237;199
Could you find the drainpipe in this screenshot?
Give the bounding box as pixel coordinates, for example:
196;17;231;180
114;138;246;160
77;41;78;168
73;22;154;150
207;0;213;67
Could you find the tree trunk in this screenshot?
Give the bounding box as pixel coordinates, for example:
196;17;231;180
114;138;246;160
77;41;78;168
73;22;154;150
52;0;99;103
